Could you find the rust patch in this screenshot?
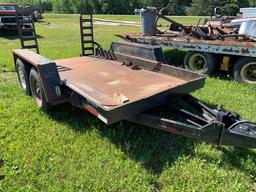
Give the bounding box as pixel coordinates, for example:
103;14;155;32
55;56;187;108
123;33;256;48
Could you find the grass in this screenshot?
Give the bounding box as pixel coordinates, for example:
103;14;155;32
0;14;207;72
0;14;139;72
45;13;208;25
0;14;256;191
94;14;208;26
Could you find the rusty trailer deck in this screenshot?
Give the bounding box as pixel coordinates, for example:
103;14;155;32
56;57;187;109
55;56;205;123
13;49;205;124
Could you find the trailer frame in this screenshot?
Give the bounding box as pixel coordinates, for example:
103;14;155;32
124;34;256;57
13;44;256;149
13;14;256;149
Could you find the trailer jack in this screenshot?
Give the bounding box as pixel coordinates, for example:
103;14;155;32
128;95;256;149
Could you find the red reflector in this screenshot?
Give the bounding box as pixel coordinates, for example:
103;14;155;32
85;105;99;117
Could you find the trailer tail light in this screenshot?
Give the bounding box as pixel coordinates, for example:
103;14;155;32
85;104;108;124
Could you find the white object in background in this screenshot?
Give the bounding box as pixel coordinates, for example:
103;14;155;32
240;8;256;18
231;17;256;25
239;20;256;37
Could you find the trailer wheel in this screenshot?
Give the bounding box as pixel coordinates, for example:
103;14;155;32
16;58;31;95
233;58;256;84
184;52;216;74
29;68;51;111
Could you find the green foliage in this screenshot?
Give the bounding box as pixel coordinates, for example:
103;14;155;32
41;0;52;12
223;0;250;15
187;0;250;16
168;0;191;15
0;0;252;15
249;0;256;6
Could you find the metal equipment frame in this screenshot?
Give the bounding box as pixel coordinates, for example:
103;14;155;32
13;13;256;149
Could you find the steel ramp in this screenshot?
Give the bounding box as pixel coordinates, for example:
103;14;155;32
80;14;96;56
16;9;39;54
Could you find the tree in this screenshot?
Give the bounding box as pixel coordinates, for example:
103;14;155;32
100;0;131;14
249;0;256;6
89;0;102;13
168;0;191;15
41;1;53;12
56;0;72;13
222;0;249;15
187;0;250;16
70;0;92;14
6;0;244;16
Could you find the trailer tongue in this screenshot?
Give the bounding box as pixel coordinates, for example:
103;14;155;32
13;14;256;149
129;95;256;148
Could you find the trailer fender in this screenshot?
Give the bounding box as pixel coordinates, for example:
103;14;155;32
13;49;64;104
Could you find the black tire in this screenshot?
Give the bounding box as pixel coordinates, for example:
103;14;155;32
16;58;31;95
29;68;51;111
184;51;217;75
233;57;256;84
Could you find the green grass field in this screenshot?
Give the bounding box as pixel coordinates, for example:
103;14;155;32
0;14;256;191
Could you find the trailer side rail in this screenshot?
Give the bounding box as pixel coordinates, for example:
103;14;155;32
126;35;256;58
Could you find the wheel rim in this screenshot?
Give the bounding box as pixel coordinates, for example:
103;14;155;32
31;78;42;107
188;54;207;72
18;66;27;90
240;62;256;84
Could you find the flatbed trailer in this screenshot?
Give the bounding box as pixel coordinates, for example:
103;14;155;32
13;41;256;149
13;14;256;149
13;43;205;124
121;33;256;84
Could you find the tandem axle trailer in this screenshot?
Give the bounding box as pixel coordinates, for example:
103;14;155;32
13;14;256;149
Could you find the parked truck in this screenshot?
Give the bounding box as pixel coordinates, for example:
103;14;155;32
0;3;42;31
0;3;30;31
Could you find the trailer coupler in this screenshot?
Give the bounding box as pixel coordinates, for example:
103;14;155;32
128;95;256;149
220;121;256;148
